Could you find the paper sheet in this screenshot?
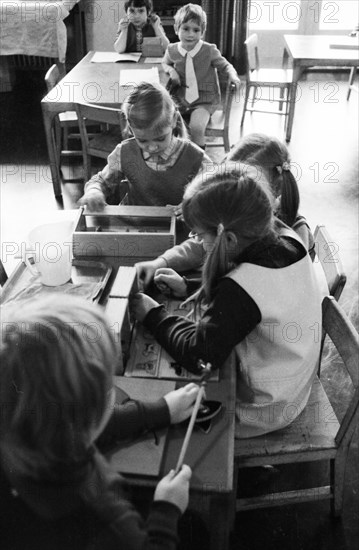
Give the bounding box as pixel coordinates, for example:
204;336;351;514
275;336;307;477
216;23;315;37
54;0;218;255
91;51;141;63
119;67;160;86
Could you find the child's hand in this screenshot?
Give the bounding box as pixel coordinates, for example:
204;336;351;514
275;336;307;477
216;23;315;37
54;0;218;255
135;258;167;290
150;13;161;31
164;383;200;423
130;292;160;322
169;68;181;86
118;17;129;31
154;465;192;514
78;190;106;211
166;203;183;220
230;74;241;88
154;268;187;298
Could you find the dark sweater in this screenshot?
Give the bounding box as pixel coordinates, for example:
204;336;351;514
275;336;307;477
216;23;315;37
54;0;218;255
0;397;180;550
144;234;306;374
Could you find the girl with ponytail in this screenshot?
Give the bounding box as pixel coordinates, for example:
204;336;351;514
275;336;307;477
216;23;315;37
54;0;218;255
131;163;321;438
227;133;314;255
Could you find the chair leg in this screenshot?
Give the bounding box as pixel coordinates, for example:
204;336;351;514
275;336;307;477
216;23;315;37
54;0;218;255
240;84;250;127
223;131;230;153
347;67;356;100
330;449;349;518
279;87;285;111
251;86;257;107
63;126;69;149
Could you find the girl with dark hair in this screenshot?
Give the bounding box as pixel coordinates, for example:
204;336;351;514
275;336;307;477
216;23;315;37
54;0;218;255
132;164;321;438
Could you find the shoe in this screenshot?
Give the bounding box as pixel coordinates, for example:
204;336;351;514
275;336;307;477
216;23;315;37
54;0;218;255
195;400;222;423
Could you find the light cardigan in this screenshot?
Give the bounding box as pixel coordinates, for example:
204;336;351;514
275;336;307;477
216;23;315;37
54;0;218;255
163;41;238;109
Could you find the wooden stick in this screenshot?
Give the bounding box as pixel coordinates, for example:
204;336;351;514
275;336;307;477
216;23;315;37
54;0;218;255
175;384;206;474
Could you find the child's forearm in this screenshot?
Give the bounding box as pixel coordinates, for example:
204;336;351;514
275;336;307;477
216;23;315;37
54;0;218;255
155;26;170;50
114;29;128;53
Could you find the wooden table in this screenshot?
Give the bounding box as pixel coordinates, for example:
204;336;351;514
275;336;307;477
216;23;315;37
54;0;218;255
284;34;359;141
0;226;236;550
41;51;166;197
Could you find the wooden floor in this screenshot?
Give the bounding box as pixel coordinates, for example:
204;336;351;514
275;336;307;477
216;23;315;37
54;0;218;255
0;69;358;550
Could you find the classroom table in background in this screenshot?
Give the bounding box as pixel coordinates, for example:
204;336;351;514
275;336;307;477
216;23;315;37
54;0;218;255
41;51;167;197
283;34;359;142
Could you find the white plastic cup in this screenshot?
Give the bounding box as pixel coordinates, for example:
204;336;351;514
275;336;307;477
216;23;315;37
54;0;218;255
24;221;74;286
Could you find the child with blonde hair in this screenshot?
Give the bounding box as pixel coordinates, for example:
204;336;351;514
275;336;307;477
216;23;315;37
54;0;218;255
163;3;240;148
0;295;199;550
132;164;321;438
114;0;169;54
80;82;211;212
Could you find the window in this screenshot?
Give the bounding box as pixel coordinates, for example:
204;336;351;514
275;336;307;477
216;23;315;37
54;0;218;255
318;1;359;31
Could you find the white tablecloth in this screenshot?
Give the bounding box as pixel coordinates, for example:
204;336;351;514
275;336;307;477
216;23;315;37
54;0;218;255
0;1;81;62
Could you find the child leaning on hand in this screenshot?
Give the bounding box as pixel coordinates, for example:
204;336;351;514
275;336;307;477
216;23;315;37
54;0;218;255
163;3;240;148
114;0;169;54
0;295;199;550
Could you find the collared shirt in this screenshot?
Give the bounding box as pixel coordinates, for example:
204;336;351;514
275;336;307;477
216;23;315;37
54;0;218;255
177;39;203;59
85;136;211;196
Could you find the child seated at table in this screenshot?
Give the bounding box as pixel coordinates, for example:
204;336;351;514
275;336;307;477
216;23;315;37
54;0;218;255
226;133;315;256
79;82;211;241
131;164;321;439
114;0;169;54
135;133;315;287
0;295;199;550
162;3;240;148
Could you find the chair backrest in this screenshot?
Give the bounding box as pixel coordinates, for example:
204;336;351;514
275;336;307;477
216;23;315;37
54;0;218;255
76;103;126;180
44;64;66;93
244;33;260;75
314;224;347;302
322;296;359;447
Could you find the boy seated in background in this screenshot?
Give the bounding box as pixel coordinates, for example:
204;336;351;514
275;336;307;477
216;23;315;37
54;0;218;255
114;0;169;54
163;3;240;148
0;295;199;550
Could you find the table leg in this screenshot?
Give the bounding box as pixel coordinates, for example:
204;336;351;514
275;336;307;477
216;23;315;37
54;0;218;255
209;492;233;550
41;104;62;197
285;64;303;142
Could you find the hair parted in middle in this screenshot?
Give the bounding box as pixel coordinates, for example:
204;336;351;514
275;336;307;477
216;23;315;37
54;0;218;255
182;162;274;305
122;81;188;138
174;3;207;33
124;0;153;13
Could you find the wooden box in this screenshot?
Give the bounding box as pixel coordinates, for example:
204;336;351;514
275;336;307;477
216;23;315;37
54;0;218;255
73;206;176;261
105;266;138;373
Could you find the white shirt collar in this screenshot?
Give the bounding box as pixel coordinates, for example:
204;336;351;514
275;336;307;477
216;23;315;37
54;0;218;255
142;136;178;161
178;40;203;58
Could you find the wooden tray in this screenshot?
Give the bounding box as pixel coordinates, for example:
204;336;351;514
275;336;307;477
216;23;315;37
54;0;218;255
0;259;112;305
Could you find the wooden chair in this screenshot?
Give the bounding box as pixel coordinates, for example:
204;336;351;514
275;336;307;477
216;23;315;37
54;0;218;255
44;65;81;158
313;224;347;371
313;224;347;303
234;296;359;518
241;33;293;128
205;79;237;153
76;103;127;181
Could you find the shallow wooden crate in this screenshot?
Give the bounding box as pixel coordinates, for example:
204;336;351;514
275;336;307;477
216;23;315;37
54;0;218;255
73;206;176;259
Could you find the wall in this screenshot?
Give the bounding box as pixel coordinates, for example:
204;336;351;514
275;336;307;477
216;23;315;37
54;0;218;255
85;0;126;51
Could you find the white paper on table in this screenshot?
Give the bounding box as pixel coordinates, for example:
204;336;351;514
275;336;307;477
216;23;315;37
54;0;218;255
91;51;141;63
119;67;160;86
